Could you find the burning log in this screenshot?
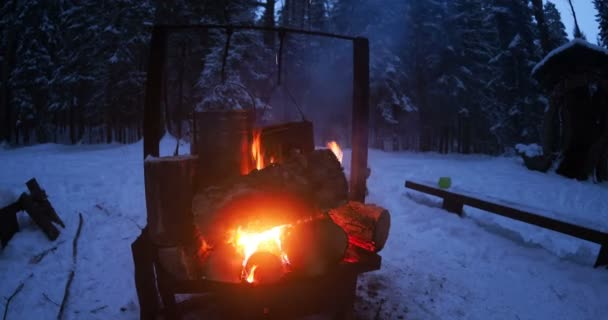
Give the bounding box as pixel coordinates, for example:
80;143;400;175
328;202;391;253
203;244;243;283
193;149;348;236
144;155;197;246
244;251;283;284
284;217;348;278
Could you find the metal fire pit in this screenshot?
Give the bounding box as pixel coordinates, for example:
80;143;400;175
132;229;381;320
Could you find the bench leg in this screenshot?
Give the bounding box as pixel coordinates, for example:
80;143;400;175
442;197;463;216
594;244;608;268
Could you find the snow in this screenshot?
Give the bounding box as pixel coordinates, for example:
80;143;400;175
515;143;543;158
1;140;607;319
508;34;521;49
532;38;608;76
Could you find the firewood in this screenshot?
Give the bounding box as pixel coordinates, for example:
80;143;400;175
328;202;391;253
284;217;348;277
0;200;21;248
157;246;200;280
203;244;243;284
193;149;348;238
144;155;198;246
19;193;60;241
244;251;284;284
26;179;65;228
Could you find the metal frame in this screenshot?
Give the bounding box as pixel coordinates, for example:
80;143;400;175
142;24;370;202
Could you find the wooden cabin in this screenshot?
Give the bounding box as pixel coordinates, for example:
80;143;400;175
530;39;608;182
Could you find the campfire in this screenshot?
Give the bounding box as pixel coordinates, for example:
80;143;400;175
139;120;389;318
190;134;388;288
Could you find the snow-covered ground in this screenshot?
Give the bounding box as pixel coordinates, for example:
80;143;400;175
1;138;607;320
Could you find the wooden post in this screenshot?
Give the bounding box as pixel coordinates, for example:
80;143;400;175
350;37;370;203
143;26;167;159
596;244;608;268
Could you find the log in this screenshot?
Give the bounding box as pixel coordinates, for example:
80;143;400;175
25;178;65;228
283;217;348;278
244;251;284;284
144;155;197;246
193;149;348;241
328;202;390;253
19;193;60;241
0;200;21;248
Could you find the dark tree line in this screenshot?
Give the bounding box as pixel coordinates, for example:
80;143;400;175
0;0;605;154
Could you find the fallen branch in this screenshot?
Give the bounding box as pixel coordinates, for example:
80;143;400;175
3;273;33;320
58;213;84;320
42;293;60;307
30;242;64;264
90;305;107;314
94;204;111;216
57;271;75;320
72;213;83;264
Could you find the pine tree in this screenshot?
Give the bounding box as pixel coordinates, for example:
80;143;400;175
486;0;544;151
595;0;608;47
544;1;568;51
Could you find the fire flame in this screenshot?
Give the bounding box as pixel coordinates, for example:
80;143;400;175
251;129;264;170
245;265;258;283
231;224;291;283
326;141;343;164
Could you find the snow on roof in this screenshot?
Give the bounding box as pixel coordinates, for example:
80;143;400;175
532;38;608;77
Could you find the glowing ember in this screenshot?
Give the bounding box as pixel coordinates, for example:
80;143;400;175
326;141;343;164
251;129;264;170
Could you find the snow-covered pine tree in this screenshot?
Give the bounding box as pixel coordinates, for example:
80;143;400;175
198;0;275;117
446;0;502;153
484;0;544;152
9;1;60;143
329;0;415;149
595;0;608;47
544;1;569;51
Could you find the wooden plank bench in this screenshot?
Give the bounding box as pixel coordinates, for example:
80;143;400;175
404;180;608;268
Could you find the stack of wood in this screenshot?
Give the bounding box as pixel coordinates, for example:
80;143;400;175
0;179;65;248
190;148;390;283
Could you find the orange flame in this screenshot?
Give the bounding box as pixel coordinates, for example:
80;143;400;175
251;129;264;170
327;141;343;164
246;265;258;283
230;224;291;283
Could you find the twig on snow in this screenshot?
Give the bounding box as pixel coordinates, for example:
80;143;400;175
90;305;107;314
72;213;83;264
42;293;60;307
94;203;111;216
57;271;75;320
58;213;84;320
29;241;64;264
2;273;33;320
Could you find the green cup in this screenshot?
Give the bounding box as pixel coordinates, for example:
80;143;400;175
438;177;452;189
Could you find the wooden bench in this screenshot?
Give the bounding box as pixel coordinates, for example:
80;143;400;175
404;180;608;268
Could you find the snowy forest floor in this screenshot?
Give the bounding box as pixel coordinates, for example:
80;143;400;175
1;137;607;320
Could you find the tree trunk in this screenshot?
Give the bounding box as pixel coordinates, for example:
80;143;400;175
262;0;275;47
144;155;198;246
531;0;552;55
0;0;18;143
328;201;390;253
